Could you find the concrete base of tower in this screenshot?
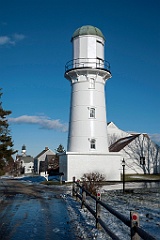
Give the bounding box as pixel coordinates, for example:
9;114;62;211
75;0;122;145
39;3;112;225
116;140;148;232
59;152;122;182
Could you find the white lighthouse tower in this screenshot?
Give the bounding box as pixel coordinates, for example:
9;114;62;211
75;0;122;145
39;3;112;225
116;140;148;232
66;25;110;153
59;25;121;181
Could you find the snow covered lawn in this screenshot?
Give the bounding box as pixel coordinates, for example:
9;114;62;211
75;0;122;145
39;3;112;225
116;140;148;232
66;182;160;239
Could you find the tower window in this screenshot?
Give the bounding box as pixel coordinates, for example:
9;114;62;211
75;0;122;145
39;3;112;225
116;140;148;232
90;108;95;118
90;139;96;149
89;78;95;89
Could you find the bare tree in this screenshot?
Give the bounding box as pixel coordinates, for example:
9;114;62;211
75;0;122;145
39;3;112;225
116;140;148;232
123;134;160;174
150;143;160;174
81;172;105;195
108;133;120;147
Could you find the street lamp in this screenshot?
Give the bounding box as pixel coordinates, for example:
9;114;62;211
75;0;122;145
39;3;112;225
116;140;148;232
122;158;125;193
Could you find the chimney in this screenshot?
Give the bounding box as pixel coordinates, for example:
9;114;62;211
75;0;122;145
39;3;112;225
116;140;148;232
45;147;49;151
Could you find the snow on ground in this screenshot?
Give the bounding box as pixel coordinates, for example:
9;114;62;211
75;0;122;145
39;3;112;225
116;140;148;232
65;182;160;239
101;186;160;239
2;176;159;239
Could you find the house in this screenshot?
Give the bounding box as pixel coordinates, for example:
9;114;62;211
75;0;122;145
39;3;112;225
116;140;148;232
45;154;59;175
16;156;34;175
107;122;160;174
16;145;34;175
34;147;56;175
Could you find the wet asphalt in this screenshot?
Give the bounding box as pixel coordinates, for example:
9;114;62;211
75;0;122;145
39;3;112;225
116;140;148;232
0;179;76;240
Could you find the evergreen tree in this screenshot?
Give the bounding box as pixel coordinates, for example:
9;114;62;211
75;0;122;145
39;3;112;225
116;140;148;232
0;89;15;175
55;144;65;153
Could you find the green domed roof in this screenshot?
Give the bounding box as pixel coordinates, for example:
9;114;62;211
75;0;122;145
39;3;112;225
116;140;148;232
71;25;105;41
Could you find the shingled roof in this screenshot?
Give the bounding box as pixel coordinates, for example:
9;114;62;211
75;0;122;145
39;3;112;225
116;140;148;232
18;156;34;163
35;149;48;159
109;134;140;152
34;147;55;159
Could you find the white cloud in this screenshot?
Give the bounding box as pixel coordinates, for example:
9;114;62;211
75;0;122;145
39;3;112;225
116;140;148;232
9;115;68;132
13;33;25;41
0;36;11;45
0;33;25;46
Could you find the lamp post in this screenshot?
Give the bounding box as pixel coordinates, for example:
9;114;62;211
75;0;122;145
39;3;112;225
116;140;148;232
122;158;125;193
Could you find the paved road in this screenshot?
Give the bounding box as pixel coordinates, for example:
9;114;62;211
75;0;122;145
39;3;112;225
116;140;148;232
0;179;77;240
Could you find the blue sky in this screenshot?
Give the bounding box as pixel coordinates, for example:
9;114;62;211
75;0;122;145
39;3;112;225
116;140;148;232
0;0;160;157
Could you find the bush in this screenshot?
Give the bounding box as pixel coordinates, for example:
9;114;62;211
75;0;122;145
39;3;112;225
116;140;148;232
0;169;5;176
81;172;105;196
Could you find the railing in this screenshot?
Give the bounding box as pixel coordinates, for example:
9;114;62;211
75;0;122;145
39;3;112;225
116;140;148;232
72;178;156;240
65;58;110;72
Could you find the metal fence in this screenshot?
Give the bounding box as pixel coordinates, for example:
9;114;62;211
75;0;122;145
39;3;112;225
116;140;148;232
65;58;111;72
72;178;156;240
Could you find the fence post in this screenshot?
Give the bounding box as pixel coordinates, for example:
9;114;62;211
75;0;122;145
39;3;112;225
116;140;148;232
72;176;76;197
130;211;140;240
96;192;101;229
81;185;86;209
60;174;62;184
76;179;80;201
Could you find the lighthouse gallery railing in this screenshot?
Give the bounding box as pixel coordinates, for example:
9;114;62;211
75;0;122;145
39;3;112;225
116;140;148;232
65;58;110;72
